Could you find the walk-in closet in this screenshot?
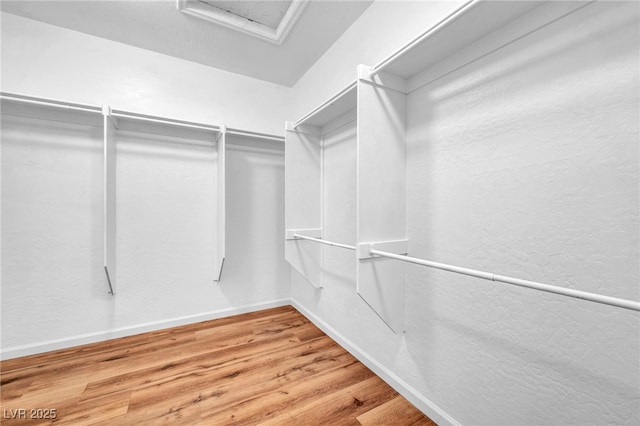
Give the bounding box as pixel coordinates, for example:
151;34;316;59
1;1;638;425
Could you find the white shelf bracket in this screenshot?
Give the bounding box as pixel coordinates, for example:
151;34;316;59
357;64;374;81
102;104;116;295
357;64;407;94
358;239;408;259
214;124;226;282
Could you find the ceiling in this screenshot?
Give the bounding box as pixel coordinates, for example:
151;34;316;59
0;0;373;87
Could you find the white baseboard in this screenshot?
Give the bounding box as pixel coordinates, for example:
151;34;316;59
290;298;461;426
0;298;290;361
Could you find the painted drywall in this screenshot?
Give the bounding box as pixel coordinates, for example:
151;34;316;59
1;110;289;355
0;13;292;357
404;2;639;424
0;12;291;136
291;1;639;425
289;1;465;121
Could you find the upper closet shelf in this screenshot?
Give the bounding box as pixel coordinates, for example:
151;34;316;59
1;91;285;144
110;109;222;141
370;0;544;80
293;81;357;130
1;92;103;126
227;127;285;143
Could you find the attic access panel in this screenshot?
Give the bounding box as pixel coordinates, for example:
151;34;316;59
178;0;308;44
202;1;291;28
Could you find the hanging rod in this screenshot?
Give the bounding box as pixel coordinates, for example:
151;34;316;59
226;127;285;142
0;92;102;114
293;234;356;251
369;249;640;312
293;81;357;129
110;110;220;133
370;0;477;77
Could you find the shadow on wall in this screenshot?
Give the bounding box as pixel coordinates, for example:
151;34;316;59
219;140;288;306
115;128;218;321
1;114;108;345
116;131;215;160
322;120;357;290
409;293;639;416
400;1;639;424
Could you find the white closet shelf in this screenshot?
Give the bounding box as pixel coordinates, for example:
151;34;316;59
227;127;283;142
370;0;544;80
1;92;102;113
226;128;284;152
292;81;357;130
1;92;103;127
110;109;221;142
2;91;285;145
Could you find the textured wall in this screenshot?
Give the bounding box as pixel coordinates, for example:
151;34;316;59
1;115;289;353
403;2;639;424
292;1;639;424
1;115;106;347
0;12;291;355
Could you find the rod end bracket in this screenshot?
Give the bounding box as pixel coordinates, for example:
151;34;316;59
358;239;408;259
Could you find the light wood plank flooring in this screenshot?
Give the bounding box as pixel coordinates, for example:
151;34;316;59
1;305;435;425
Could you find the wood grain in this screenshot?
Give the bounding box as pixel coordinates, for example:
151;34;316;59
1;306;435;425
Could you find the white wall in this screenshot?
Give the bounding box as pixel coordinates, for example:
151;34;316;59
404;2;639;424
0;13;291;136
1;108;289;356
0;12;291;357
291;1;639;425
2;113;106;351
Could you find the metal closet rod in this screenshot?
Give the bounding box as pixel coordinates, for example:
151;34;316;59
110;111;221;133
293;234;356;251
370;0;477;77
369;249;640;312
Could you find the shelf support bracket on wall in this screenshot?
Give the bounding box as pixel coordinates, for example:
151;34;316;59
214;125;226;282
357;64;407;94
102;105;116;295
356;64;408;333
357;240;408;260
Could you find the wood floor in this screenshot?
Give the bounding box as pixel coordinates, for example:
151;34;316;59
1;306;435;425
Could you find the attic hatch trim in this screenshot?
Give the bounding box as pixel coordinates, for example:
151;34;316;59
177;0;308;45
